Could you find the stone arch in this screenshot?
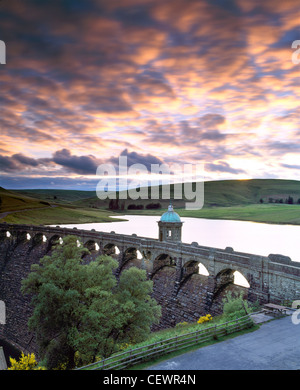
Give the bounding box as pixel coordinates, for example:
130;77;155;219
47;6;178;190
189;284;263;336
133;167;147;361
16;230;30;244
47;234;62;251
176;260;209;294
115;246;140;274
213;268;235;298
81;239;100;261
209;267;250;313
103;243;119;257
32;233;45;247
214;265;250;289
151;253;174;279
84;239;99;252
0;230;11;242
123;247;138;263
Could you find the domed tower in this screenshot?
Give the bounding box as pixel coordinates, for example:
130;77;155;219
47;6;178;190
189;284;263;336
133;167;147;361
158;203;183;242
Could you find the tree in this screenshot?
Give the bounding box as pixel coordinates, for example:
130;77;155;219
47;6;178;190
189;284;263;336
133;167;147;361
21;236;161;369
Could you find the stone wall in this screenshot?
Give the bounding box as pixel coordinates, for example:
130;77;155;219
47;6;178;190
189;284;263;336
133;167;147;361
1;222;300;356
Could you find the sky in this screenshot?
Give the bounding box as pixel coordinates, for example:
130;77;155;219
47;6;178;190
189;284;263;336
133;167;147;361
0;0;300;190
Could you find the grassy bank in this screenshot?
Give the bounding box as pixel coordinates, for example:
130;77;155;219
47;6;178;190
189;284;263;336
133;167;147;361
129;322;260;370
178;203;300;225
79;313;259;370
0;187;48;213
2;206;125;225
108;203;300;225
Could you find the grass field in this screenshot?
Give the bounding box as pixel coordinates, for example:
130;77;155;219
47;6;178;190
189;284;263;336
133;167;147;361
178;203;300;225
73;178;300;209
0;187;49;213
109;203;300;225
2;206;124;225
14;189;95;204
2;179;300;225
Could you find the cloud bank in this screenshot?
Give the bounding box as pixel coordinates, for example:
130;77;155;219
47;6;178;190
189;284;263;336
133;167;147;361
0;0;300;188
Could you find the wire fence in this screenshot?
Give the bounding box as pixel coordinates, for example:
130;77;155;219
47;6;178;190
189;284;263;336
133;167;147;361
76;314;255;371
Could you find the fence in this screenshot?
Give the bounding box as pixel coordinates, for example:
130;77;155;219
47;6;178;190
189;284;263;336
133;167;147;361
76;314;254;370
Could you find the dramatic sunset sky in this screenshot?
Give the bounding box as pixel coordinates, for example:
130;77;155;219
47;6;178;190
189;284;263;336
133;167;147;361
0;0;300;190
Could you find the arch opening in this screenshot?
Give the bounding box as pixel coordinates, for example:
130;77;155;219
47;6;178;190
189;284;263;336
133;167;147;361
84;240;98;252
103;243;118;256
32;233;45;247
47;235;63;251
17;231;29;243
233;271;250;288
124;247;138;261
198;263;209;276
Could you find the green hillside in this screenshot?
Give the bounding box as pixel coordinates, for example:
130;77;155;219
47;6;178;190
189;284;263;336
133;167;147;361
14;189;95;204
0;187;119;225
0;187;50;213
2;179;300;225
203;179;300;206
73;179;300;209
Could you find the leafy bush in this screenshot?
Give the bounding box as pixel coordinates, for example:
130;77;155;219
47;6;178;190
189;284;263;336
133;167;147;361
222;291;249;320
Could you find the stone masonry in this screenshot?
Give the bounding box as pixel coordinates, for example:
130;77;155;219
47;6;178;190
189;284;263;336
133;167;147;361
0;222;300;355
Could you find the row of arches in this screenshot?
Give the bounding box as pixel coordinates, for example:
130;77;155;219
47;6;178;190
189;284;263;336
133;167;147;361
2;229;250;288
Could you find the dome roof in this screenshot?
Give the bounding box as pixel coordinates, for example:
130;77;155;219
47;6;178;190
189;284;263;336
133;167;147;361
160;204;181;223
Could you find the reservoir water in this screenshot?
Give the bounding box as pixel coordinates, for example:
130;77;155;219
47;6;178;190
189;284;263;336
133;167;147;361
58;215;300;263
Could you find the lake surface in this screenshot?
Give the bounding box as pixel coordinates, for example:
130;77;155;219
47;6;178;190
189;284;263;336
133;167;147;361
58;215;300;263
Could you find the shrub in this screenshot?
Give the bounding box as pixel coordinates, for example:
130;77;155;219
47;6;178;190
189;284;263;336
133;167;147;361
175;321;189;328
146;203;161;209
7;352;45;370
222;291;249;320
127;204;144;210
197;314;213;324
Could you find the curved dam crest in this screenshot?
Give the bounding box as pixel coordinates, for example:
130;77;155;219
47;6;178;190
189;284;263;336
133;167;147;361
0;221;300;355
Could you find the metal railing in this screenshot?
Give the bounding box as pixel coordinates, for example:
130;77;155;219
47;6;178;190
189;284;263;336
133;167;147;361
76;314;254;371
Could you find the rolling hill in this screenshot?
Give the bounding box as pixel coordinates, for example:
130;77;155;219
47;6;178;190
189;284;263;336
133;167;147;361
2;179;300;225
72;179;300;209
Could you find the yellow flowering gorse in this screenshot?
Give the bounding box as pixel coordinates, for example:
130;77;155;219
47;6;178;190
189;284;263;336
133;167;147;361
197;314;213;324
7;352;45;370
